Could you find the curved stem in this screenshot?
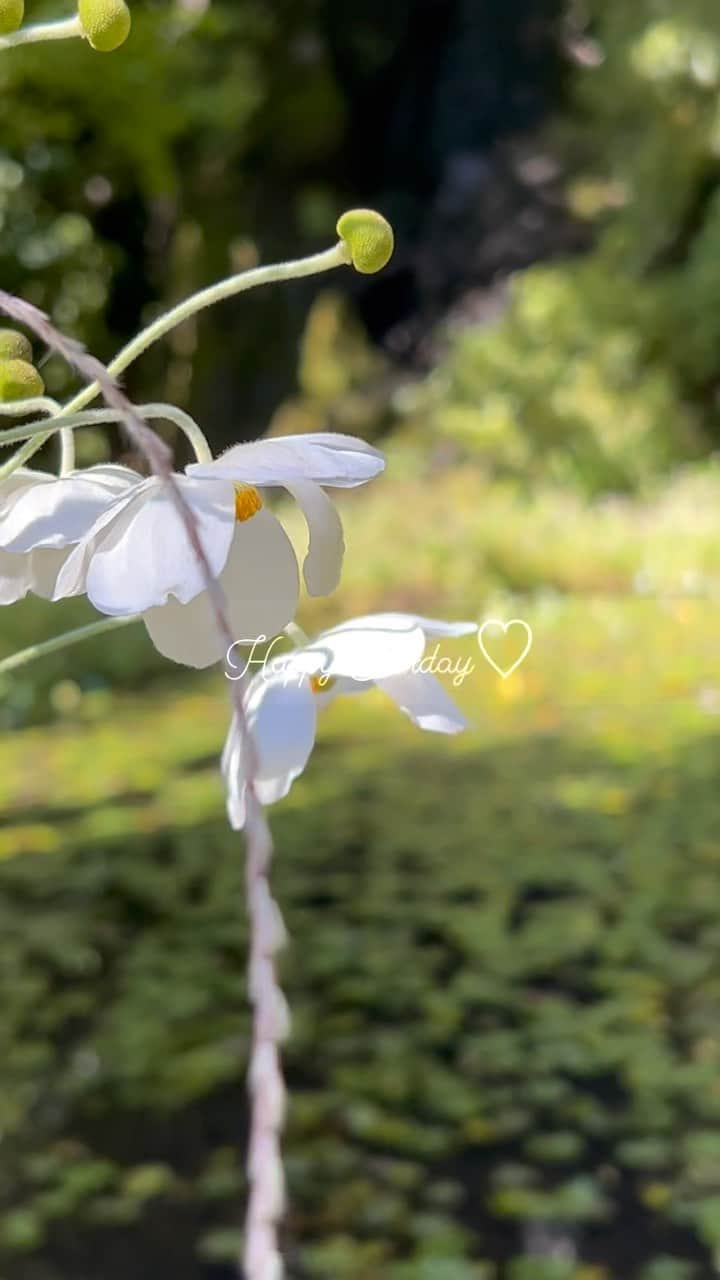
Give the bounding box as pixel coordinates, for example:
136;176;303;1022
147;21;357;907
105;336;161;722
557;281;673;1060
0;614;138;677
0;398;61;480
141;403;213;463
0;15;83;50
62;241;348;418
0;403;213;463
2;241;349;475
0;397;61;417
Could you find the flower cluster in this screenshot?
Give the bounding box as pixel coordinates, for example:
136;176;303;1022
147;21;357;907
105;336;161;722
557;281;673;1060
0;430;384;666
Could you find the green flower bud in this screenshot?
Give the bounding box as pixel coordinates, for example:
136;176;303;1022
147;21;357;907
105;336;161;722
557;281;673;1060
0;359;45;403
0;329;32;363
78;0;131;51
0;0;24;36
336;208;395;274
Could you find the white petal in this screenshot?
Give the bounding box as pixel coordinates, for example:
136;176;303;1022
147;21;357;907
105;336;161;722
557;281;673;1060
0;545;70;604
53;481;144;600
377;670;470;734
326;611;478;640
221;713;248;830
284;478;344;596
142;509;299;668
82;475;235;615
28;548;71;600
221;679;317;827
188;432;384;489
0;468;54;504
407;614;478;639
143;590;224;668
249;677;317;803
0;548;33;604
0;465;140;553
223;510;300;643
301;614;427;682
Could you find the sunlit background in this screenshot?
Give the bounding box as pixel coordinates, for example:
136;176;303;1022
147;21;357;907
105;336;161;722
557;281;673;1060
4;2;720;1277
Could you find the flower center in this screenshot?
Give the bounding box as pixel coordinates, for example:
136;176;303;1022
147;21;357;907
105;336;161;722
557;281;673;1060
234;484;263;522
310;674;336;695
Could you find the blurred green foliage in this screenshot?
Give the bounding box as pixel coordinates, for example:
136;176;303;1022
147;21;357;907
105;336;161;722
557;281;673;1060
3;590;720;1278
417;0;720;492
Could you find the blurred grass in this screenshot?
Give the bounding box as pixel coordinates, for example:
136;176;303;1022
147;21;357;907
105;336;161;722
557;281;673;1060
4;466;720;1278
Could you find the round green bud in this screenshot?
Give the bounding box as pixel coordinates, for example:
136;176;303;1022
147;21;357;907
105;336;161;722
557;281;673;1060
336;208;395;274
0;0;23;36
0;359;45;403
0;329;32;363
78;0;131;51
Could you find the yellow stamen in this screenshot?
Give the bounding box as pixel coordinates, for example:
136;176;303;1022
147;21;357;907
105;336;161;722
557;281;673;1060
310;674;336;695
234;484;263;522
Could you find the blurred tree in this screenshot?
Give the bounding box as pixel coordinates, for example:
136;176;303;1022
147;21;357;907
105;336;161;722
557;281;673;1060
0;0;568;459
425;0;720;492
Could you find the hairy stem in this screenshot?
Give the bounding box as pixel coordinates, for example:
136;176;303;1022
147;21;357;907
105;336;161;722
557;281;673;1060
0;402;213;463
2;241;348;474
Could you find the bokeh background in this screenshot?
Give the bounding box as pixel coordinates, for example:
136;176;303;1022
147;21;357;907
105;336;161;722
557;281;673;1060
5;1;720;1277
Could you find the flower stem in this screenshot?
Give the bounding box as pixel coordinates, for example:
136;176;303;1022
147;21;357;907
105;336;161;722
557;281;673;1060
0;15;83;50
0;397;61;417
63;242;349;417
0;403;213;463
0;398;62;480
0;614;138;676
3;241;349;475
59;428;75;476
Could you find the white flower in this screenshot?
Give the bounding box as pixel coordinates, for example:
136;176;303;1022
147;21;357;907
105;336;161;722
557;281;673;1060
54;433;384;669
0;464;140;605
222;612;477;829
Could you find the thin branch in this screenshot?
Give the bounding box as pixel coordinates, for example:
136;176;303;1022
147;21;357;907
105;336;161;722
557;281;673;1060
0;615;137;676
0;402;213;462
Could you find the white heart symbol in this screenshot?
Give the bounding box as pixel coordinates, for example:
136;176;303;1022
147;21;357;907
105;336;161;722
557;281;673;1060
478;618;533;679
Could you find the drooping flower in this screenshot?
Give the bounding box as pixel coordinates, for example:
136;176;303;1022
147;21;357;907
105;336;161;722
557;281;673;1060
54;433;385;668
222;612;477;829
0;464;140;605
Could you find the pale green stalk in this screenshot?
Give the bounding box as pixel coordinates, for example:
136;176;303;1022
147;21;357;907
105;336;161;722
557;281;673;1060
0;397;60;417
59;428;76;475
0;614;137;676
0;15;83;50
3;241;349;475
0;403;213;463
0;397;76;478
